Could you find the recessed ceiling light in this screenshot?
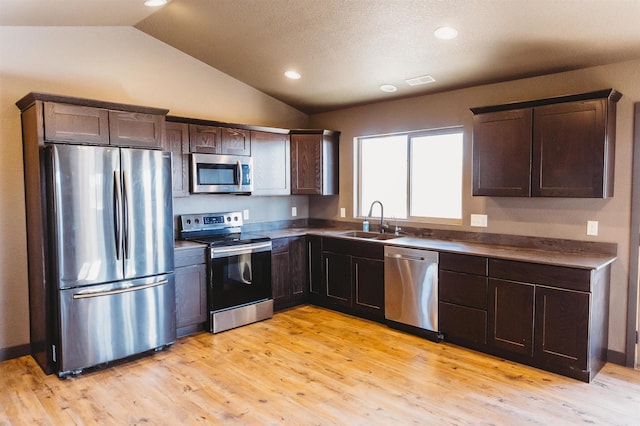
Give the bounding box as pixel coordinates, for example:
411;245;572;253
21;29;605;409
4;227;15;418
434;26;458;40
284;70;301;80
380;84;397;93
144;0;168;6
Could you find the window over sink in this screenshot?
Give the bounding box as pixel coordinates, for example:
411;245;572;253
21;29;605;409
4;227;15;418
356;127;463;224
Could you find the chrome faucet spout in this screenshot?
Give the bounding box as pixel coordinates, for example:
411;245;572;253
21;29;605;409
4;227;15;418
367;200;385;233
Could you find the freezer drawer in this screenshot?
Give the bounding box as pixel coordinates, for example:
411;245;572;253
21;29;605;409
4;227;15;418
57;274;176;375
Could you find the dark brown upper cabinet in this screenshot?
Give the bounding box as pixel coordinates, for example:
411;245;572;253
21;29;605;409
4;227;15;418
189;124;250;155
189;124;221;154
290;130;339;195
471;89;621;198
164;121;190;198
30;96;166;149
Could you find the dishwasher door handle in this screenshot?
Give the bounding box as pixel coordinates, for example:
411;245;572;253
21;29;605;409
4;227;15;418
386;253;425;262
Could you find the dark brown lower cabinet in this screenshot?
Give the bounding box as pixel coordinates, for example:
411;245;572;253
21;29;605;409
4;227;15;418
488;278;535;357
353;256;384;320
438;253;489;348
174;244;207;337
272;236;307;311
315;237;385;321
307;236;325;305
323;252;352;308
534;286;590;373
439;253;610;382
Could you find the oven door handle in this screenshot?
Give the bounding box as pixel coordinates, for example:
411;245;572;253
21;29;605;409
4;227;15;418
211;241;272;258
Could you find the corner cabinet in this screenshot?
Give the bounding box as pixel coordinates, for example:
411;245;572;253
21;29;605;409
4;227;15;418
471;89;621;198
290;130;340;195
272;236;307;311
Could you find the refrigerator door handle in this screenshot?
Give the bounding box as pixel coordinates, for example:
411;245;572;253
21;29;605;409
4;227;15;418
72;279;169;299
122;171;130;259
114;170;123;260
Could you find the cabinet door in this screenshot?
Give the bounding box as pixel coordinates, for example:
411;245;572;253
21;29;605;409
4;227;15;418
323;252;352;308
439;302;487;346
175;264;207;334
488;278;535;357
220;127;251;156
535;286;589;370
289;237;307;303
251;131;291;195
291;133;322;194
109;111;164;149
189;124;220;153
532;99;607;197
165;122;190;197
353;257;384;319
43;102;109;145
472;109;532;196
307;236;325;302
271;240;290;310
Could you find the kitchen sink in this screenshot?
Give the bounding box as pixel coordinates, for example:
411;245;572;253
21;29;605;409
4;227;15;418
338;230;399;240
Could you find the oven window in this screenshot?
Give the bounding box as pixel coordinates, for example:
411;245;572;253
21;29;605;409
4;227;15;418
210;250;272;311
197;164;236;185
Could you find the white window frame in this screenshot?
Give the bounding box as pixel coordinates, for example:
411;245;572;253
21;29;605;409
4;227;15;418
355;126;464;226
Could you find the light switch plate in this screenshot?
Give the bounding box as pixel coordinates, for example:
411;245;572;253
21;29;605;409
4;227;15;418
340;208;346;218
587;220;598;236
243;209;249;220
470;214;488;227
291;207;297;217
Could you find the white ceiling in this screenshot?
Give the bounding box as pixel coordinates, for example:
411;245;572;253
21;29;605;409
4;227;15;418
3;0;640;114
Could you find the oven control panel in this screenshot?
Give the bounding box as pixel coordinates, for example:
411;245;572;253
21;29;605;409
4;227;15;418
180;211;243;233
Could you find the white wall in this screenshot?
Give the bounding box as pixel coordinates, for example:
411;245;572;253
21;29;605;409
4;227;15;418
309;60;640;355
0;26;308;352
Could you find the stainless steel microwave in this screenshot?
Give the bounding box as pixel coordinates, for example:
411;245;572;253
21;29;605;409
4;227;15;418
191;153;253;194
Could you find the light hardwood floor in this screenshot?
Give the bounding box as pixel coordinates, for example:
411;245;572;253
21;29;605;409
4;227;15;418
1;305;639;425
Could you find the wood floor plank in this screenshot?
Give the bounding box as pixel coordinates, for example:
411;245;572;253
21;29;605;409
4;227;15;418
1;305;639;425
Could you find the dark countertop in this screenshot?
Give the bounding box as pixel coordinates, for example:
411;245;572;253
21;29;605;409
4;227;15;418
257;227;616;271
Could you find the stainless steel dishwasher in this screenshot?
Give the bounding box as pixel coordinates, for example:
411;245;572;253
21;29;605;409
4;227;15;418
384;246;440;335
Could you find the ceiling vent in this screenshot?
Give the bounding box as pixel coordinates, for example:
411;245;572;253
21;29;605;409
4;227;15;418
406;75;436;86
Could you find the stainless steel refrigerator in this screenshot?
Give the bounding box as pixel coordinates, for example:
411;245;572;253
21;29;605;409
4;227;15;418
46;144;175;376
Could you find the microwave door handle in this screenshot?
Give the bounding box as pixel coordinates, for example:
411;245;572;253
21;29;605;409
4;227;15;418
236;160;242;189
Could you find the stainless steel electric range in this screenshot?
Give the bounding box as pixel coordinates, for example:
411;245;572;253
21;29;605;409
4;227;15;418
179;211;272;333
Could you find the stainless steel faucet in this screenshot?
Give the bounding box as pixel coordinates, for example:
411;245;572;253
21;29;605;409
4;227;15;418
367;200;386;233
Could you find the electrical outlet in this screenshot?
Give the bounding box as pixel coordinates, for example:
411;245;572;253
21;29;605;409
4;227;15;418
340;208;346;218
243;209;249;220
291;207;297;217
587;220;598;236
470;214;488;227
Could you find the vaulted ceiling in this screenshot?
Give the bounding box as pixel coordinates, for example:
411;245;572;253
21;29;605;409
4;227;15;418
3;0;640;113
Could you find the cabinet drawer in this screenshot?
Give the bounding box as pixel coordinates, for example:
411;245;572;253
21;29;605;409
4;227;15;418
439;302;487;345
175;246;206;268
489;259;591;292
271;237;290;254
439;271;487;309
323;238;383;259
440;252;487;275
